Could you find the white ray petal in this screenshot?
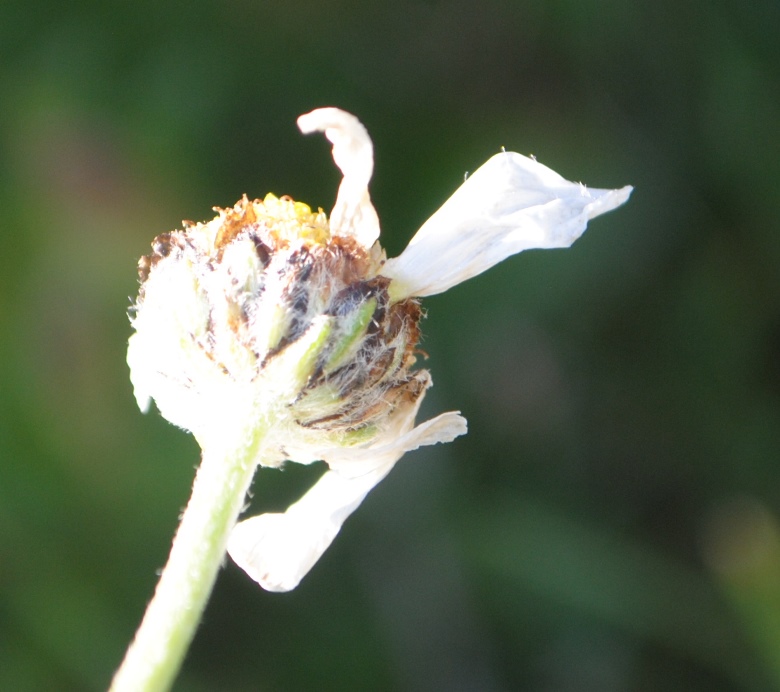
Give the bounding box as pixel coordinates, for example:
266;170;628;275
297;107;380;248
228;463;392;592
227;411;466;591
382;151;633;299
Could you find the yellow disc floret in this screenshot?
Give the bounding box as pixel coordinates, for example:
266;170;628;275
255;193;331;247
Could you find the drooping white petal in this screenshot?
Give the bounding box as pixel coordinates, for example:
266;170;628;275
227;463;393;592
381;151;633;299
297;108;380;248
227;410;467;591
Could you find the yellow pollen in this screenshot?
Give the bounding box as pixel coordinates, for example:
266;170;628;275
256;193;331;246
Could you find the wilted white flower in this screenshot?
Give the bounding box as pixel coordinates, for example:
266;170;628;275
128;107;631;592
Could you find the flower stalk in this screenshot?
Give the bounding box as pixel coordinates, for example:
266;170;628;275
109;421;268;692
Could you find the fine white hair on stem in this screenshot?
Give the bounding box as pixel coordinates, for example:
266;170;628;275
297;107;381;248
382;151;633;299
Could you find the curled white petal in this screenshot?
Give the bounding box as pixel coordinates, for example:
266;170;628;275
227;410;466;591
381;151;633;299
297;107;380;248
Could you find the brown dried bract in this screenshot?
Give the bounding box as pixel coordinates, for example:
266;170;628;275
214;195;257;250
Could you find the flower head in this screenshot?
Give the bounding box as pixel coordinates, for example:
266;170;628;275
128;108;631;591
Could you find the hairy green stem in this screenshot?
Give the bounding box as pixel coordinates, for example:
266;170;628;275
110;426;265;692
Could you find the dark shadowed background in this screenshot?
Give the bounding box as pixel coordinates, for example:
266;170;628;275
1;1;779;690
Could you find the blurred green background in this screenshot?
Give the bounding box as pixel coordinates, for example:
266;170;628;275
1;0;779;690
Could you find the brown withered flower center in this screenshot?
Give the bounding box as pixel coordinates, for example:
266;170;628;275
134;194;427;437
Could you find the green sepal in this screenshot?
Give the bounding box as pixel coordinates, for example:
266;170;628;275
323;297;377;375
265;316;334;400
